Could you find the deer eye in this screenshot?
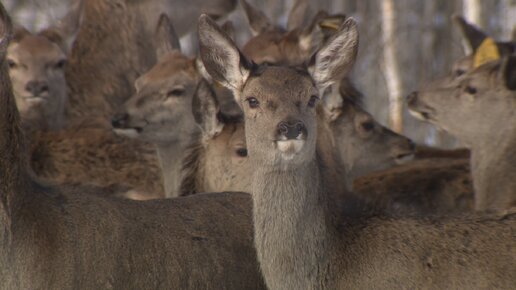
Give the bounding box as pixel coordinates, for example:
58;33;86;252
167;87;185;98
361;121;375;132
246;97;260;109
7;58;17;69
455;69;466;77
54;59;66;69
465;86;477;95
307;95;319;108
235;148;248;157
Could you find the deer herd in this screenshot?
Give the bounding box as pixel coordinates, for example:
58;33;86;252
0;0;514;289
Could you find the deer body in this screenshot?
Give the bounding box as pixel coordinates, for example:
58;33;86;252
199;15;516;290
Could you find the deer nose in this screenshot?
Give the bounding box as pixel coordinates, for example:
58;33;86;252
25;80;49;96
277;120;306;140
111;113;129;129
406;91;418;107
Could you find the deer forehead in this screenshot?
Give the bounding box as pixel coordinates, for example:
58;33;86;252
243;66;316;101
9;35;65;62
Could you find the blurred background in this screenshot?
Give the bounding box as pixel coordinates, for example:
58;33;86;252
3;0;516;147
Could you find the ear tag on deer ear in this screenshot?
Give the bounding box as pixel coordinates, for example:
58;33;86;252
474;37;500;68
318;19;341;31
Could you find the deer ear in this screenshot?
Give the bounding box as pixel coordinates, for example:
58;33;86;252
473;37;500;68
39;0;83;53
287;0;309;31
198;14;252;100
452;14;487;53
192;79;224;138
500;56;516;91
221;20;236;41
321;85;343;121
155;14;181;61
0;3;12;55
309;18;358;91
241;0;274;35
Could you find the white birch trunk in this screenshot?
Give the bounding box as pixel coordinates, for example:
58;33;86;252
381;0;403;133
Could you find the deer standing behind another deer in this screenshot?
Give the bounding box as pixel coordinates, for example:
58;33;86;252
199;14;516;290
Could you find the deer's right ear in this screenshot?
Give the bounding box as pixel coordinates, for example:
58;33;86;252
192;79;224;138
198;14;252;101
0;3;12;55
500;56;516;91
241;0;274;35
39;0;83;54
452;15;487;53
155;14;181;60
309;18;358;92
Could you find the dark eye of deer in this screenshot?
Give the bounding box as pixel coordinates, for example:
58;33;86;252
7;59;16;69
236;148;248;157
361;121;374;132
465;86;477;95
308;95;319;108
167;88;185;98
54;59;66;69
246;97;260;109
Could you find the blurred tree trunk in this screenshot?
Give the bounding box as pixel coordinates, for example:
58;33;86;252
381;0;404;133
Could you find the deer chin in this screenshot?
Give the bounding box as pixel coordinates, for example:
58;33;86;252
408;107;436;123
276;140;305;160
113;128;141;139
395;153;415;164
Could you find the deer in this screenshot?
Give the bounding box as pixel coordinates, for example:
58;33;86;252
65;0;238;122
198;14;516;289
112;14;223;197
408;54;516;212
0;6;267;289
6;24;74;132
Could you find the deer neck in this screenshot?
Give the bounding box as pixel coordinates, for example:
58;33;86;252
155;139;188;198
0;58;31;216
470;127;516;211
251;156;335;290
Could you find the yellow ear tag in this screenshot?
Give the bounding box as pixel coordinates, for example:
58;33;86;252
318;19;341;31
473;37;500;68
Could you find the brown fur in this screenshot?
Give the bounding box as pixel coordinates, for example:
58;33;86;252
354;158;474;214
29;125;164;199
0;7;266;289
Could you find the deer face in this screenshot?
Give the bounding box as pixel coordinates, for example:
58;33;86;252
240;66;319;165
7;33;67;129
408;57;516;145
112;52;199;143
199;15;358;168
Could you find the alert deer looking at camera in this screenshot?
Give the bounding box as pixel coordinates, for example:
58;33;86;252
199;15;516;290
408;56;516;212
7;2;81;132
0;6;266;289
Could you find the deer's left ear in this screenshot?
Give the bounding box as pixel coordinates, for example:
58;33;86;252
154;14;181;61
39;0;83;53
309;18;358;92
192;79;224;139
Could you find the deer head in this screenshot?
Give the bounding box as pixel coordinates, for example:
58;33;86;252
199;14;358;167
112;14;199;144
